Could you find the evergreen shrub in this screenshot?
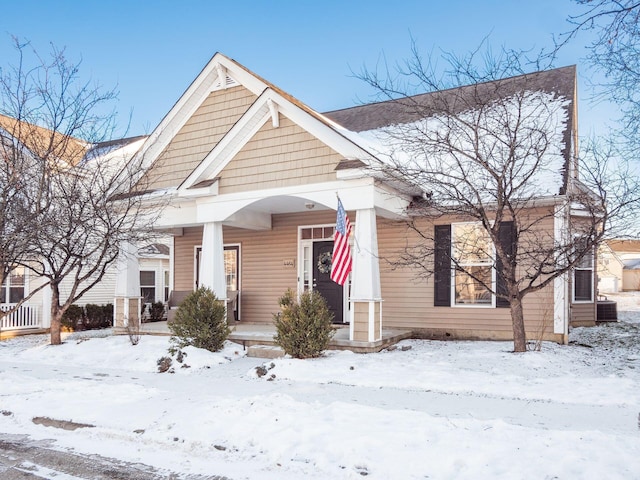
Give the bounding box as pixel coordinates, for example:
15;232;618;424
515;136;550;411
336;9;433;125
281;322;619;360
84;303;113;329
61;304;84;331
148;301;166;323
169;287;230;352
274;288;334;358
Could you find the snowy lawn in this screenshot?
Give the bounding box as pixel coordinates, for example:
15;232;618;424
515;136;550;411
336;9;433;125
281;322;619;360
0;293;639;479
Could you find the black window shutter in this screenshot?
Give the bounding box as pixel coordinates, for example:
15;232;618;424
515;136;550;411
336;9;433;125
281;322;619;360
496;221;515;308
434;224;452;307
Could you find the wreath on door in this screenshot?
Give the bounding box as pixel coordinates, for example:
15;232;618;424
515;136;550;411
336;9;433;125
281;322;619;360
317;252;332;274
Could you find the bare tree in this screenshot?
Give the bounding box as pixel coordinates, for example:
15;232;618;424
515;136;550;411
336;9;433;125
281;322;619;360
556;1;640;151
0;38;95;318
0;38;161;344
357;46;639;352
0;116;47;311
28;144;159;345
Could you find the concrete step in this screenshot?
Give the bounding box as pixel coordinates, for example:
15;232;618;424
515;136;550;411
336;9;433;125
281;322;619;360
246;345;285;359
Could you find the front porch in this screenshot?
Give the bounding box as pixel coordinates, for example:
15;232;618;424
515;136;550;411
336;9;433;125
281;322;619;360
137;321;411;354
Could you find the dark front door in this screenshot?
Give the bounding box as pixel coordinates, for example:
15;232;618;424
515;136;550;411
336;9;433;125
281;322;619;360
312;241;343;323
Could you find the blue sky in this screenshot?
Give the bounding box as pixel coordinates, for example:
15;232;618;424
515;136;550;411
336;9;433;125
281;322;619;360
0;1;611;137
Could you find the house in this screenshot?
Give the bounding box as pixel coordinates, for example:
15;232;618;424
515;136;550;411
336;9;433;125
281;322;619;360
603;239;640;291
597;242;624;293
112;53;596;347
0;113;88;334
0;123;167;336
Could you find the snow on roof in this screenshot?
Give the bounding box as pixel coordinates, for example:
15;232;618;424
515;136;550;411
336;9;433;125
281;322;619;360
356;90;570;199
324;66;575;200
82;135;148;166
623;258;640;270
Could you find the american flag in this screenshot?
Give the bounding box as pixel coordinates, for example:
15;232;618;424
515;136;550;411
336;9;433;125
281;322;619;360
331;198;352;286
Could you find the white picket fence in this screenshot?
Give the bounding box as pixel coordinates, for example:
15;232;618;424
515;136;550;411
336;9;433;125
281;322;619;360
0;304;40;330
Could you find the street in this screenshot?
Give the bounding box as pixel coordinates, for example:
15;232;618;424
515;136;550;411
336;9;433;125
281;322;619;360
0;433;228;480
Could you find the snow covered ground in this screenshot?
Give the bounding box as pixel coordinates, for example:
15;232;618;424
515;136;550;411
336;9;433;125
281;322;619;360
0;294;639;479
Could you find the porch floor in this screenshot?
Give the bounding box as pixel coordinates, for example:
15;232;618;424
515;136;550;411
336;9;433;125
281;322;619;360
137;321;411;353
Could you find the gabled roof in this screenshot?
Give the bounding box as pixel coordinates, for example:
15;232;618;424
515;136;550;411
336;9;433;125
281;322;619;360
82;135;147;165
131;52;383;194
324;66;576;132
179;86;376;192
0;113;88;166
607;239;640;253
324;66;577;196
132;56;577;200
138;243;170;257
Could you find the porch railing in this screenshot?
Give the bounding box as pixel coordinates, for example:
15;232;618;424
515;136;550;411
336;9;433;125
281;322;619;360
0;304;40;330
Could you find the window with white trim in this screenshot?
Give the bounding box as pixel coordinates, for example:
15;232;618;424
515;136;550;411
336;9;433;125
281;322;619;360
140;270;156;303
0;267;26;304
224;246;239;291
163;270;170;302
452;223;494;305
574;241;594;302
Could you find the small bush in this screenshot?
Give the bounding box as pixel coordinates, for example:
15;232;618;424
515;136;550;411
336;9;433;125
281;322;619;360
127;325;140;345
168;287;230;352
61;305;84;331
84;303;113;330
101;304;114;326
148;301;166;323
274;289;334;358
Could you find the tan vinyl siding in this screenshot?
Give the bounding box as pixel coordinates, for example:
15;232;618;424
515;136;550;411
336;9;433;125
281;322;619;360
173;207;563;339
218;116;341;194
141;86;257;190
377;212;557;339
173;227;204;291
173;211;336;323
571;303;596;327
226;210;336;322
622;269;640;291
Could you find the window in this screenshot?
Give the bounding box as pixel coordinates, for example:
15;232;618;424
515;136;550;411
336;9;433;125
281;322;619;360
452;223;494;305
0;267;26;304
195;245;240;292
140;270;156;303
163;270;170;302
224;246;239;291
574;241;594;302
434;222;513;308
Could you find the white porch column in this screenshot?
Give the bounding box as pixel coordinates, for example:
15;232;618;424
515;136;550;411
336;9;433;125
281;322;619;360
113;241;141;328
200;222;227;301
349;208;383;342
553;203;569;341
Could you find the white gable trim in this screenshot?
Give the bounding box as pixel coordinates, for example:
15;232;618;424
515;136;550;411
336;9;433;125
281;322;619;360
130;53;268;184
179;88;378;193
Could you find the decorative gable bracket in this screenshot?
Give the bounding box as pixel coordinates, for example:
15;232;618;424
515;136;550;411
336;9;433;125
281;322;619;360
213;63;238;91
267;98;280;128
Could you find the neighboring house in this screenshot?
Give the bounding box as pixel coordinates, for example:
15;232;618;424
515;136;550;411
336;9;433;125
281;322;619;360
597;242;624;293
605;239;640;291
0;125;165;334
138;243;171;305
0;113;88;333
112;53;596;346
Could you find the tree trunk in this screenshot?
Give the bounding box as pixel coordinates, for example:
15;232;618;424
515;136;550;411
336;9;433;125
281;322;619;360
49;285;62;346
510;294;527;353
